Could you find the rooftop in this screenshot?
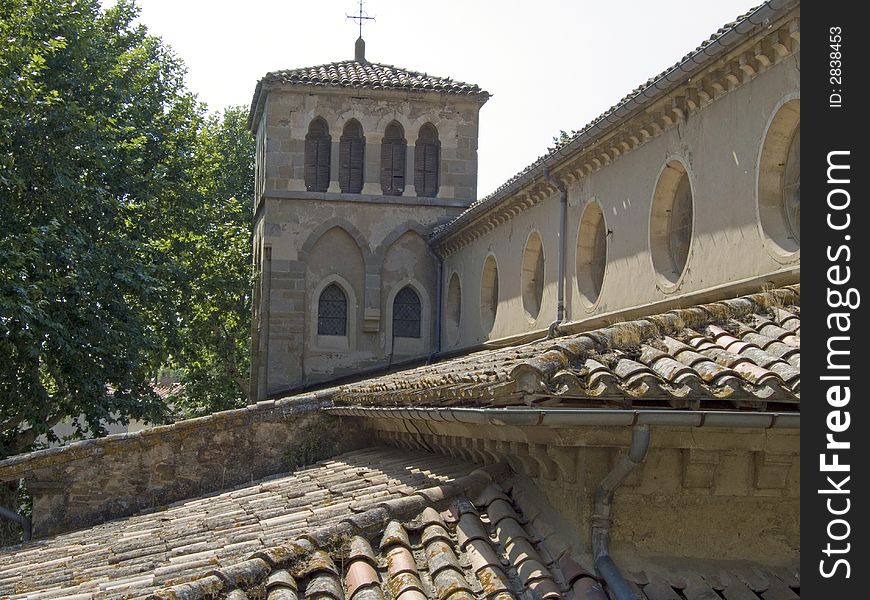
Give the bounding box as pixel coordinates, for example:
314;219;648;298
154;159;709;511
1;447;800;600
333;286;800;412
258;60;488;98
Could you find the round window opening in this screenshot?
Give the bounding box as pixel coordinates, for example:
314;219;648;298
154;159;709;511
650;161;693;288
758;99;800;256
446;273;461;345
521;232;545;321
576;202;607;307
480;256;499;335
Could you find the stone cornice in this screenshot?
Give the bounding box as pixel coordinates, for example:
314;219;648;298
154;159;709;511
249;79;488;133
432;5;800;258
263;190;473;209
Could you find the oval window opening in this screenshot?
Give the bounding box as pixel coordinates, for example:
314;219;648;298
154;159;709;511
521;232;544;321
446;273;461;345
480;256;499;335
650;161;694;288
576;202;607;307
758;99;800;256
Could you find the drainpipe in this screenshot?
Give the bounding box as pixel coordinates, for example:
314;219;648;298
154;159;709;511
433;254;443;357
591;425;650;600
0;505;31;543
543;167;567;338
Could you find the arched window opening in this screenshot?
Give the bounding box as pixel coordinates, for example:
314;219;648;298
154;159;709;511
392;286;421;338
381;121;406;196
415;123;440;197
305;118;331;192
317;283;347;336
339;120;365;194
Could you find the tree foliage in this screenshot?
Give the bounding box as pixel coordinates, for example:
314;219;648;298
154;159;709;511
170;106;254;417
0;0;254;457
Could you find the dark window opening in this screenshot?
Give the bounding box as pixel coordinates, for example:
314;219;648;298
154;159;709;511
317;283;347;336
414;123;440;197
392;286;421;338
339;120;365;194
381;121;406;196
305;118;331;192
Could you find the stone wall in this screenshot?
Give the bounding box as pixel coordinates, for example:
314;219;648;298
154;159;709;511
365;418;799;564
260;89;483;202
252;196;465;398
0;393;369;538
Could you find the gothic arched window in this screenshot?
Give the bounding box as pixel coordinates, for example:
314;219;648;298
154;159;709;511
392;286;421;338
317;283;347;336
381;121;406;196
414;123;440;197
339;119;365;194
305;118;331;192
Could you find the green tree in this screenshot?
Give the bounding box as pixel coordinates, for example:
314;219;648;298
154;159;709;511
170;106;254;417
0;0;202;456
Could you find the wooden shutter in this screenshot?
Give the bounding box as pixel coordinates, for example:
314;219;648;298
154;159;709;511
339;137;351;192
391;141;405;194
340;122;365;194
381;123;406;196
305;120;331;192
349;138;364;193
414;125;439;197
423;142;439;196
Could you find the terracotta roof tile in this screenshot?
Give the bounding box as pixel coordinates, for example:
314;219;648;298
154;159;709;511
0;448;477;599
619;559;800;600
7;448;613;600
333;286;800;411
258;60;488;98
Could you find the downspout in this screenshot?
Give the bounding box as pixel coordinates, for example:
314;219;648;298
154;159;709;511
543;167;567;338
0;505;32;542
591;425;650;600
433;254;443;358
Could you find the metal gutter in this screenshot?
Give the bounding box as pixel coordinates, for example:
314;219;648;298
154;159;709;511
325;406;800;429
431;0;797;247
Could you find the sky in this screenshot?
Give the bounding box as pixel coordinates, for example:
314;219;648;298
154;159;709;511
114;0;761;197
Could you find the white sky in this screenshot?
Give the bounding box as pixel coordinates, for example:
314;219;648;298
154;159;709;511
117;0;760;197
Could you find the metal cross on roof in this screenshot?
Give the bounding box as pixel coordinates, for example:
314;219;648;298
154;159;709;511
347;0;375;38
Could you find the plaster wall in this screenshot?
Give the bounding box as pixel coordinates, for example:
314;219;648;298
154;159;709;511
441;53;800;348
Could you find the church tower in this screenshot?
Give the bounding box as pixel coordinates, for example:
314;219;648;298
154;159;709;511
248;37;489;399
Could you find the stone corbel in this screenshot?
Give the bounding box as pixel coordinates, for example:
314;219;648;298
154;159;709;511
772;30;792;57
739;52;758;77
788;18;800;43
546;446;578;483
681;449;720;489
527;443;560;481
754;452;794;490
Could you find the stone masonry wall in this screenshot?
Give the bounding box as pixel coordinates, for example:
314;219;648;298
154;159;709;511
0;393;369;538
